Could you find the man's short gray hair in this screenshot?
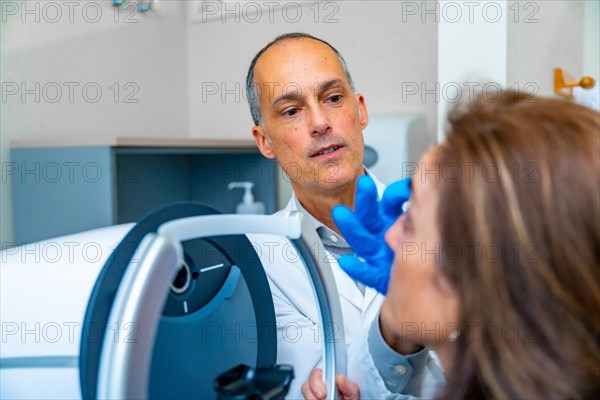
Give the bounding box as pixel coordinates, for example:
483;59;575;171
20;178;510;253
245;32;355;126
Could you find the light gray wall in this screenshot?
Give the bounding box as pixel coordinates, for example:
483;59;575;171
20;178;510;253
1;1;188;139
1;0;189;242
584;0;599;80
508;1;584;96
187;1;439;139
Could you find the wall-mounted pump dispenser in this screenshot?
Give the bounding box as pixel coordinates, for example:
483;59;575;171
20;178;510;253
227;182;266;215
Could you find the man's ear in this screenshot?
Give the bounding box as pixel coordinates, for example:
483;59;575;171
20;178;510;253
356;93;369;130
252;125;276;159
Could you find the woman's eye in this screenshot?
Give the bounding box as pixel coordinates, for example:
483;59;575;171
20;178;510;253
402;211;413;231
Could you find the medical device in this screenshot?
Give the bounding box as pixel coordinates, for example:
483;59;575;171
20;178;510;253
1;203;346;399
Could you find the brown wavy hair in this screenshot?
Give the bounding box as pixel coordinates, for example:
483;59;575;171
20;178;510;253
435;92;600;399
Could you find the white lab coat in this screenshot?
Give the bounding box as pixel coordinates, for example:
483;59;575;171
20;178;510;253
246;177;439;399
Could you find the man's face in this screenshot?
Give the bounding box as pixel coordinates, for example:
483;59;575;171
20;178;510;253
251;38;368;196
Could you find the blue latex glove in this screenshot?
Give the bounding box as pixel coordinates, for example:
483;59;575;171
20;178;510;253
332;175;411;295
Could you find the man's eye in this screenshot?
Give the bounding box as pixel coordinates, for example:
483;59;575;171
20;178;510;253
328;94;342;103
283;108;298;117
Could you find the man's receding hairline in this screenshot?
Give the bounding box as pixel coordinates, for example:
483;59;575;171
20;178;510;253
253;36;346;83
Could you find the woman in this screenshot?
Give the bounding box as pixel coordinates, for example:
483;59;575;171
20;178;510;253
304;92;600;399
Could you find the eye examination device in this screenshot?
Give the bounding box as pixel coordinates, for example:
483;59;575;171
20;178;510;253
1;203;346;399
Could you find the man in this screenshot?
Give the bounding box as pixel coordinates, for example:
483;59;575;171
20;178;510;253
245;33;442;398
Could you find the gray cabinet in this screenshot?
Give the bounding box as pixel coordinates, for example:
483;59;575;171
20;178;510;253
11;138;277;243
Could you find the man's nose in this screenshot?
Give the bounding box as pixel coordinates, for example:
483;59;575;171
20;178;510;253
309;105;331;136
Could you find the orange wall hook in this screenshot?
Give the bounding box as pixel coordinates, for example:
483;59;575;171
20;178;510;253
554;68;596;99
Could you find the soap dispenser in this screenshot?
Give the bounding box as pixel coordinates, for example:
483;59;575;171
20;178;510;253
227;182;266;215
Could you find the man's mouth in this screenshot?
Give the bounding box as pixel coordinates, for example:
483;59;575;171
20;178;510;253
312;145;342;157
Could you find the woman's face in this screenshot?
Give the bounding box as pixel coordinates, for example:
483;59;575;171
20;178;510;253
383;149;460;351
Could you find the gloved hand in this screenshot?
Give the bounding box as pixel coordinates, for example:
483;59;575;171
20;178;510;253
332;175;411;295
